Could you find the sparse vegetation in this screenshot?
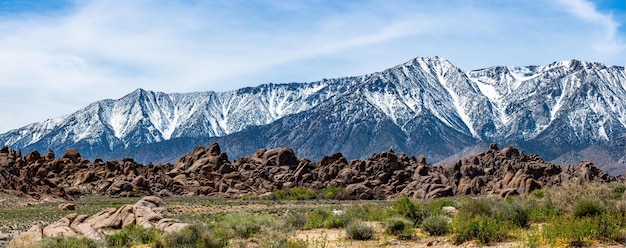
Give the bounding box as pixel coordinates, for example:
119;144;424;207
345;221;374;240
105;224;161;247
6;180;626;247
420;215;450;236
384;217;413;239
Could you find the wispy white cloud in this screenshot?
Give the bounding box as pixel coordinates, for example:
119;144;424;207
555;0;625;55
0;0;624;132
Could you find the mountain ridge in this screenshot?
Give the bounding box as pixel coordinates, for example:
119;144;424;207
1;56;625;173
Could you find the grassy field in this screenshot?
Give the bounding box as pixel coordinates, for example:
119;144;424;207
2;178;626;247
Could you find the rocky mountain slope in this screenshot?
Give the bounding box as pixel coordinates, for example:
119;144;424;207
0;143;619;200
1;57;625;173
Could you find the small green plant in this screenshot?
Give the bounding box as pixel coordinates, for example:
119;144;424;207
105;224;161;247
285;212;308;229
323;214;351;229
452;213;511;245
305;208;331;229
543;216;596;247
392;197;425;225
323;186;343;199
38;237;100;248
384;217;413;239
420;215;450;236
345;221;374;240
531;189;546;198
495;201;530;228
457;197;496;217
158;224;227;248
572;199;605;218
346;203;387;221
270;187;321;200
610;183;626;199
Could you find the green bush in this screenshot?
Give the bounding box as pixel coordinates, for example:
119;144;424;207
218;212;281;239
611;183;626;199
573;199;605;218
285;212;308;229
38;237;100;248
543;216;597;247
305;208;331;229
420;215;450;236
530;189;546;199
346;203;387;221
422;198;456;216
158;224;227;248
323;186;344;199
345;221;374;240
323;214;351;229
547;214;624;246
392;197;425;225
457;197;496;217
495;201;530;228
105;224;161;247
527;199;562;222
270;187;320;200
452;214;511;245
384;217;413;239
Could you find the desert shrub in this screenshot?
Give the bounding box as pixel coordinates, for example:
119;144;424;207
38;237;100;248
422;198;456;216
457;197;499;218
452;213;511;245
285;238;309;248
573;199;606;218
323;214;352;229
610;183;626;199
285;212;308;229
384;217;413;239
217;212;285;239
495;201;530;228
346;203;387;221
543;215;614;247
158;224;227;248
530;189;546;199
323;186;344;199
420;215;450;236
543;214;626;246
305;208;331;229
391;197;426;225
270;187;320;200
105;224;161;247
546;178;612;212
345;221;374;240
526;198;561;222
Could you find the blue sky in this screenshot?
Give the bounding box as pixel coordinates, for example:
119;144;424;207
0;0;624;132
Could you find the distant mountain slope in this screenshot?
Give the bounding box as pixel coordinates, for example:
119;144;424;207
1;56;625;173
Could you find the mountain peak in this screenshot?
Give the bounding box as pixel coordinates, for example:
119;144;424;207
547;59;607;71
1;57;625;172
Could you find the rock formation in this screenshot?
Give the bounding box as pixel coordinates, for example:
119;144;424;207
9;196;186;247
0;143;621;200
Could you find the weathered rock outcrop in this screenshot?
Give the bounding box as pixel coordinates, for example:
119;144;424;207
0;143;621;200
9;197;186;246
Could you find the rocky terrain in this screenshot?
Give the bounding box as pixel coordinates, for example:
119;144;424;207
0;143;620;201
9;196;187;247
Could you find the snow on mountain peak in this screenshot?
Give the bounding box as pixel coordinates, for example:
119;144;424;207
1;57;624;164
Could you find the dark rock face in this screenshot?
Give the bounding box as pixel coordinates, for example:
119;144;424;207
0;143;620;200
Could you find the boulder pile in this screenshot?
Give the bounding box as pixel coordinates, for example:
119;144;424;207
0;143;621;200
9;196;187;247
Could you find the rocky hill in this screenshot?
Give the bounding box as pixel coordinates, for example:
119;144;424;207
0;143;619;200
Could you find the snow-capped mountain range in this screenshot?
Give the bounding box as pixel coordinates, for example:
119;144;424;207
1;57;625;173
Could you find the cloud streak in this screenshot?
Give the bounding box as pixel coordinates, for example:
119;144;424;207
0;0;624;132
